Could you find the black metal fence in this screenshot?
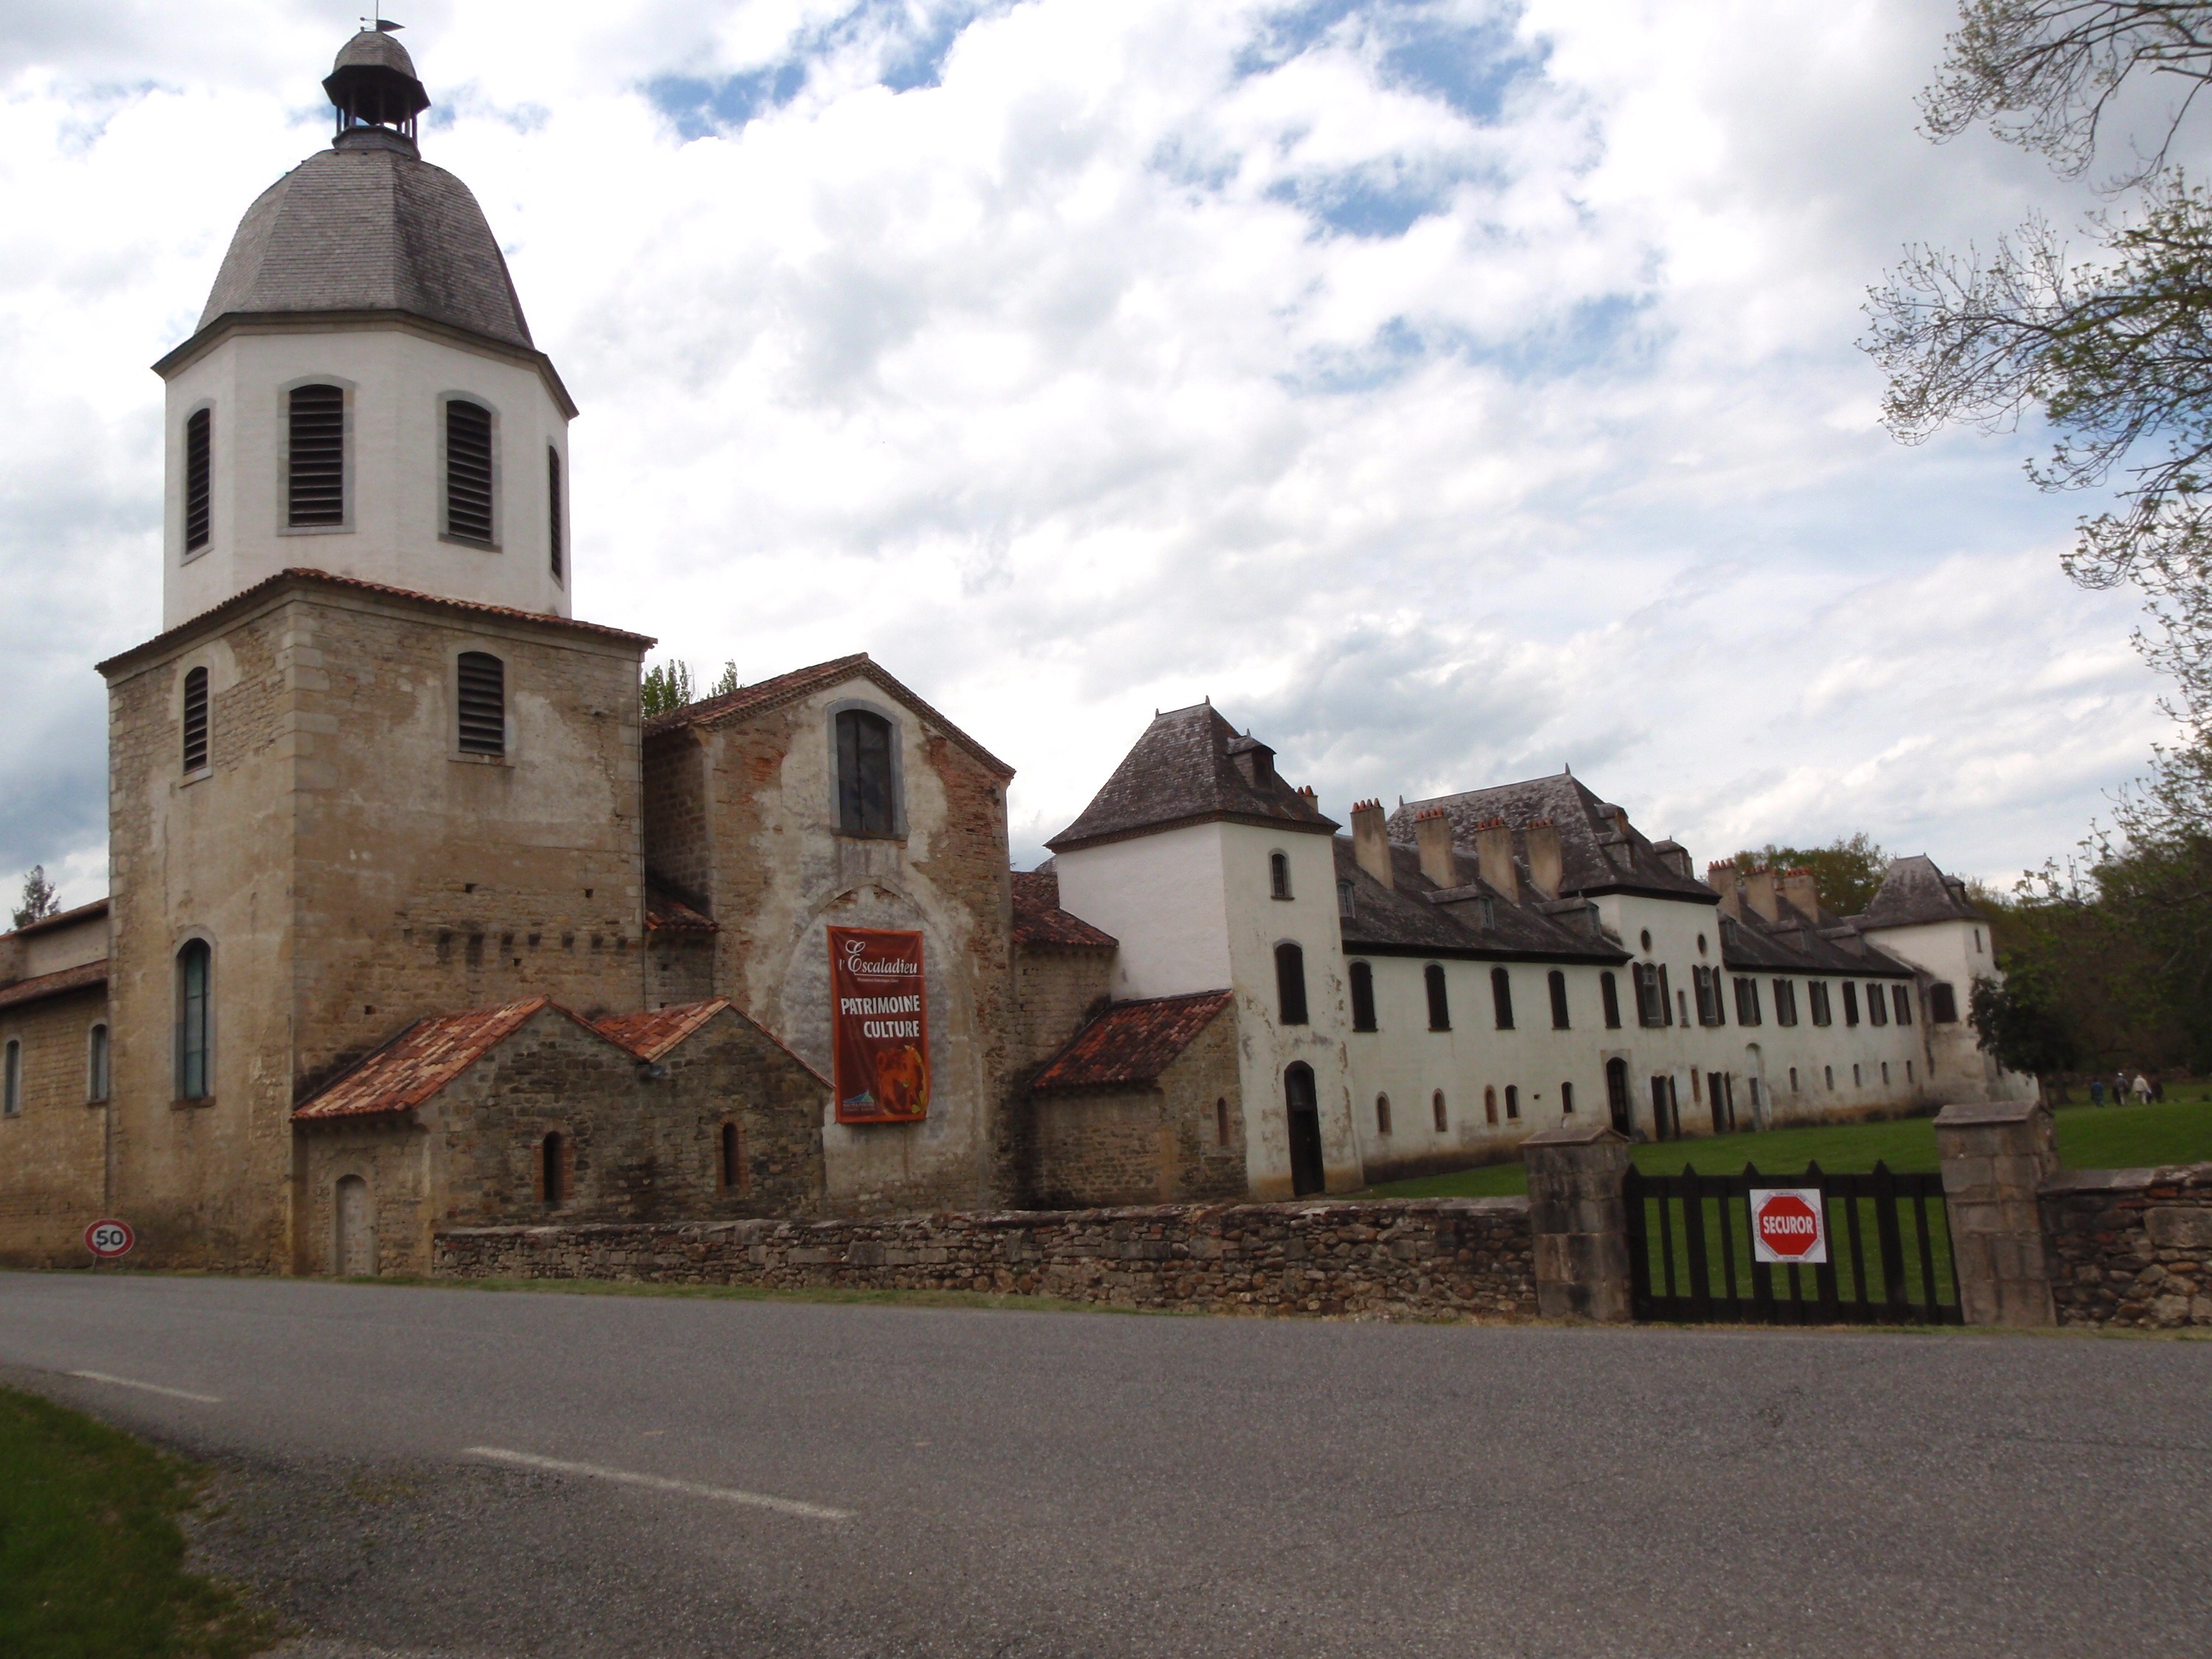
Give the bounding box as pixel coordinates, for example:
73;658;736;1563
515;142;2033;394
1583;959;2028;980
1624;1161;1963;1325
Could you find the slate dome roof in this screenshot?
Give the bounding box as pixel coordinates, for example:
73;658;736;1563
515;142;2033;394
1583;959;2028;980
332;27;420;78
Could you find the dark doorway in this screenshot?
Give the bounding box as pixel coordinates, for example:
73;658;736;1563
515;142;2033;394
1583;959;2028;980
1708;1072;1729;1134
1606;1058;1631;1137
1284;1063;1324;1197
1649;1075;1674;1141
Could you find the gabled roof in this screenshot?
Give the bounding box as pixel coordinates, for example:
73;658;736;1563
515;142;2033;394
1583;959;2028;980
1012;869;1116;950
0;959;108;1012
1332;838;1627;964
1031;990;1234;1093
1048;703;1337;852
294;998;566;1120
1858;855;1983;930
98;568;653;678
3;898;108;943
597;999;731;1061
641;652;1012;779
1386;773;1715;903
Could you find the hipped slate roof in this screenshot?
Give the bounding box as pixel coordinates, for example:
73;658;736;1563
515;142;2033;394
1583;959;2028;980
642;652;1013;779
196;142;534;351
1049;704;1337;852
1031;990;1234;1092
1012;869;1116;949
0;959;108;1012
1333;839;1627;964
1859;855;1983;930
1387;773;1715;904
293;998;560;1120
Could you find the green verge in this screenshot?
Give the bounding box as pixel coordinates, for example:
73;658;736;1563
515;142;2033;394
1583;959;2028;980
0;1386;279;1659
1355;1100;2212;1200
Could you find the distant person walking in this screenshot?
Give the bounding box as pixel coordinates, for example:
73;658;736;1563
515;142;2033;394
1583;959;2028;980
2153;1076;2167;1103
2091;1078;2106;1107
2133;1073;2153;1105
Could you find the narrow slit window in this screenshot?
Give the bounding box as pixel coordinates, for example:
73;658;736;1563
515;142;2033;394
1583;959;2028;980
456;653;506;756
445;399;495;543
542;1131;564;1205
87;1023;110;1104
1483;1085;1497;1125
835;709;897;834
1560;1080;1575;1114
286;383;345;526
720;1121;743;1192
182;666;209;773
547;447;564;580
2;1040;18;1117
176;939;212;1100
1505;1084;1519;1120
184;408;212;552
1434;1090;1449;1132
1374;1093;1391;1135
1216;1096;1231;1146
1274;941;1309;1026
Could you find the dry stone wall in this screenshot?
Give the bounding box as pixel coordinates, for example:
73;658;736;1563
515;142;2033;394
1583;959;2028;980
2042;1164;2212;1330
434;1195;1535;1320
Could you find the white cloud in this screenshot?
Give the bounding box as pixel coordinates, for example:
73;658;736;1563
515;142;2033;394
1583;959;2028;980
0;0;2178;910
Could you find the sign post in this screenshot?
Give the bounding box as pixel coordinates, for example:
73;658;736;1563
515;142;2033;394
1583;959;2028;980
1748;1189;1827;1265
84;1218;136;1262
827;927;930;1124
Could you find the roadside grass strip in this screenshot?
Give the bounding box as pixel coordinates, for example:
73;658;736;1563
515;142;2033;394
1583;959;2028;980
464;1446;852;1520
0;1385;278;1659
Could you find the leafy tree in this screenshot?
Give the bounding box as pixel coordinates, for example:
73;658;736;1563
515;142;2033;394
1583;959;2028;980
707;661;740;699
1730;832;1893;917
640;659;694;718
10;865;58;930
1971;960;2082;1084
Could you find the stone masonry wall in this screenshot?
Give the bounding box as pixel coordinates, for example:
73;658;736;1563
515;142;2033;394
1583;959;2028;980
0;985;112;1266
434;1195;1536;1320
1029;1012;1247;1208
2042;1164;2212;1330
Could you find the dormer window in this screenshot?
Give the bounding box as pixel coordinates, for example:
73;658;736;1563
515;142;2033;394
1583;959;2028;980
184;407;212;554
286;383;346;527
835;709;897;835
444;398;495;544
1270;852;1293;900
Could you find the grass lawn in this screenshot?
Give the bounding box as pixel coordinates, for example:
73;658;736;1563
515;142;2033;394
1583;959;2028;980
1357;1099;2212;1200
0;1386;277;1659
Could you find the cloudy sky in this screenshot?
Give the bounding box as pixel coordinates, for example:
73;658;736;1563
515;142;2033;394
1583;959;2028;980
0;0;2171;903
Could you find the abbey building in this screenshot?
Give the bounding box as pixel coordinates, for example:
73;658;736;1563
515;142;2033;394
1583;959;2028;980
0;31;2032;1273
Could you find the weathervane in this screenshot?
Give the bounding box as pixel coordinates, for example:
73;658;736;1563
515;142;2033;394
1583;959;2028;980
360;4;404;32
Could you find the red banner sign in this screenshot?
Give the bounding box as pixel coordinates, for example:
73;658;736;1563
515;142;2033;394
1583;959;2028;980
828;927;930;1124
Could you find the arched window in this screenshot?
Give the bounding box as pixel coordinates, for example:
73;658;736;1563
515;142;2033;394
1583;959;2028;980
444;398;495;543
184;406;212;554
286;382;345;526
835;709;897;834
1349;961;1377;1032
176;939;212;1100
1548;970;1570;1029
1274;942;1309;1026
1560;1080;1575;1114
547;448;564;580
1374;1093;1392;1135
1;1039;18;1117
541;1131;565;1205
1490;967;1514;1030
1424;964;1450;1031
1484;1085;1498;1125
1269;851;1293;900
1433;1089;1449;1132
720;1121;744;1192
1215;1096;1231;1147
182;666;210;773
86;1023;109;1104
1505;1085;1520;1120
1601;970;1621;1029
457;652;506;756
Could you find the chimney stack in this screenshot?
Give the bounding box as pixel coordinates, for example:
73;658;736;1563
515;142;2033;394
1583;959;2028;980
1742;866;1779;922
1475;818;1517;903
1526;818;1562;898
1349;799;1394;890
1706;860;1742;921
1413;808;1457;888
1778;866;1820;921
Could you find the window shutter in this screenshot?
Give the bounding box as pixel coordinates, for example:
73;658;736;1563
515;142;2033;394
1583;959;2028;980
185;408;212;552
456;653;506;756
287;383;345;526
445;400;495;543
182;667;209;773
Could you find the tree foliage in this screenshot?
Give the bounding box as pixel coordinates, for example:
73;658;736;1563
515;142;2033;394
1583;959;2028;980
1971;959;2082;1079
1730;832;1893;917
10;866;58;931
639;658;741;719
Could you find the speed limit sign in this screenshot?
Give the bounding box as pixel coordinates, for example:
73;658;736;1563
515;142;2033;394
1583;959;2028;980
84;1219;135;1259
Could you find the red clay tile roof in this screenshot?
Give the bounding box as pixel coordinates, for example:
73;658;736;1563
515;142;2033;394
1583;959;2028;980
99;568;654;678
641;651;1014;779
596;999;731;1060
1031;990;1233;1093
0;959;108;1012
3;897;109;942
1012;869;1116;950
644;881;717;933
293;998;571;1121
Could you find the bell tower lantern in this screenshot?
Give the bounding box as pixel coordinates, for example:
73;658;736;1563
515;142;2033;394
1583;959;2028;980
152;27;577;630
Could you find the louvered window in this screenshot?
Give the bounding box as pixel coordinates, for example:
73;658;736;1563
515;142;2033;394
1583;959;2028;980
184;408;212;552
456;652;506;756
182;666;209;773
287;383;345;526
445;399;495;543
547;446;563;580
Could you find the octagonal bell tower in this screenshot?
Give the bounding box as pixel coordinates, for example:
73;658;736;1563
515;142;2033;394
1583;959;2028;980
153;27;576;629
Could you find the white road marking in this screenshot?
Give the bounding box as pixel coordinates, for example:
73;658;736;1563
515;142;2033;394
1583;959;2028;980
462;1446;852;1520
67;1369;223;1404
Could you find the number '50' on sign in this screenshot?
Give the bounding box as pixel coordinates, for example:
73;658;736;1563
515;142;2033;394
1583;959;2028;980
85;1219;135;1259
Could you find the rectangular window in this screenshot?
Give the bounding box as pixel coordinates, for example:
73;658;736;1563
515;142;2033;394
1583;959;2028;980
835;709;897;833
1561;1080;1574;1114
445;399;495;543
286;383;345;526
1349;961;1377;1032
1866;982;1888;1026
1425;964;1450;1032
1504;1084;1519;1120
1893;984;1913;1026
1693;966;1722;1026
1491;967;1514;1030
1773;978;1798;1026
547;447;564;580
1275;942;1309;1026
182;665;209;773
1548;970;1570;1030
1;1040;18;1117
456;652;506;757
1843;981;1860;1027
88;1024;110;1103
1929;981;1958;1023
1809;980;1832;1026
1601;971;1621;1029
184;407;212;552
176;942;212;1101
1732;975;1761;1026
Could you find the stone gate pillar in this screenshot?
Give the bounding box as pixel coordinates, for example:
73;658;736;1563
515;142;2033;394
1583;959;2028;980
1935;1100;2058;1327
1523;1123;1632;1322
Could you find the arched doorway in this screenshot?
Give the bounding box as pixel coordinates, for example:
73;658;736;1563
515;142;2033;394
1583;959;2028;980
1284;1063;1325;1197
1605;1058;1632;1137
334;1175;374;1277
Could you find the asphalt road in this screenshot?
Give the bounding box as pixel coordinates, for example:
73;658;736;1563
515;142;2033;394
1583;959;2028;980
2;1273;2207;1658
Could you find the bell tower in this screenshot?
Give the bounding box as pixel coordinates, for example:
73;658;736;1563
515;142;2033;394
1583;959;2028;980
152;27;577;630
